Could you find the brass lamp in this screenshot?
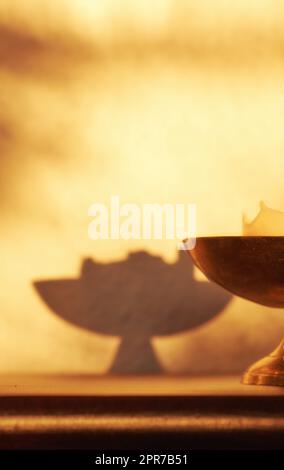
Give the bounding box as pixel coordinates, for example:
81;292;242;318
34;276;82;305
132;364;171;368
184;203;284;386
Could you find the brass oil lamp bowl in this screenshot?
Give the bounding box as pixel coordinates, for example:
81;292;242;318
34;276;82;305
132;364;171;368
184;203;284;386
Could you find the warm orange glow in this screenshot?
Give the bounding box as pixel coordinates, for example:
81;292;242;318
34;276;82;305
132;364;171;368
243;202;284;235
0;1;283;373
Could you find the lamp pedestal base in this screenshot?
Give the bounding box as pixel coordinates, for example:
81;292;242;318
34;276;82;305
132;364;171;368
242;337;284;386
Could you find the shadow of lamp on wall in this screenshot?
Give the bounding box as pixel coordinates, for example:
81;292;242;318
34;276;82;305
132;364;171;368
34;251;231;374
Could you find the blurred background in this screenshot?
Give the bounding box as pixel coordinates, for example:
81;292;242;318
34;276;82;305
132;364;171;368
0;0;283;374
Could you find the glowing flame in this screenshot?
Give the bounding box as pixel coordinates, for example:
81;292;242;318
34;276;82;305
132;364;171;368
243;201;284;236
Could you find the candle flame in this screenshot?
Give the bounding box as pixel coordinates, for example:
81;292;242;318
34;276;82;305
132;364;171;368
243;202;284;236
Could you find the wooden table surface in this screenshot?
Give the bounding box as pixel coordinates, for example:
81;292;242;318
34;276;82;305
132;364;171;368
0;375;283;450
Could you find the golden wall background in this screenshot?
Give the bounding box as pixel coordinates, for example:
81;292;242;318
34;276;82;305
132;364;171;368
0;0;283;373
